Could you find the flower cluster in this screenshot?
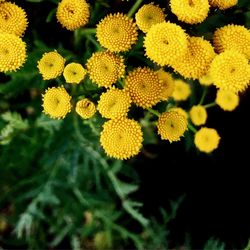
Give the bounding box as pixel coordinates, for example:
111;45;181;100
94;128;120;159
8;0;248;159
0;1;27;72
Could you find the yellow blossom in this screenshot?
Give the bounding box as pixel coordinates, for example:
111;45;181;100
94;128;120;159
209;50;250;93
100;117;143;160
0;33;26;72
215;89;239;111
135;3;165;33
157;111;188;142
172;36;216;80
194;127;220;153
76;99;96;119
213;24;250;60
209;0;238;10
42;86;72;119
172;79;191;101
63;63;86;84
96;13;138;52
189;105;207;126
170;0;210;24
56;0;90;31
125;67;163;108
144;21;188;66
86;51;125;88
97;88;131;119
37;51;65;80
0;2;28;37
157;70;175;101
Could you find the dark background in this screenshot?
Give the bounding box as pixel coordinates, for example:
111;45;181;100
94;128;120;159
135;89;250;249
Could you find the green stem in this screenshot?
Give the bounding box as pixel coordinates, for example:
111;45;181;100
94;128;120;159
199;87;208;105
188;123;197;133
127;0;143;17
203;102;217;109
147;108;160;117
80;28;96;35
86;35;102;50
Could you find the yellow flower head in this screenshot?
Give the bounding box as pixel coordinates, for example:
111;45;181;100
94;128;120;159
169;107;188;120
96;13;138;52
63;63;86;84
172;79;191;101
86;51;125;88
135;3;165;33
76;99;96;119
209;50;250;93
157;70;175;101
144;21;188;66
189;105;207;126
125;67;163;108
172;36;216;80
213;24;250;60
56;0;90;31
0;33;26;72
215;89;239;111
97;88;131;119
194;127;220;153
157;111;188;142
100;117;143;160
209;0;237;10
170;0;209;24
42;86;72;119
0;2;28;37
199;73;213;86
38;51;65;80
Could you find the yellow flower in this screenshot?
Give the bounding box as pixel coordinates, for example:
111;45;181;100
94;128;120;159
157;70;175;101
96;13;138;52
125;67;163;108
215;89;239;111
172;79;191;101
199;73;213;86
172;36;216;80
100;117;143;160
0;2;28;37
189;105;207;126
63;63;86;84
144;21;188;66
157;111;187;142
194;127;220;153
37;51;65;80
135;3;165;33
56;0;90;31
0;33;26;72
169;107;188;120
209;0;238;10
42;86;72;119
86;51;125;88
209;50;250;93
213;24;250;60
170;0;209;24
76;99;96;119
97;88;131;119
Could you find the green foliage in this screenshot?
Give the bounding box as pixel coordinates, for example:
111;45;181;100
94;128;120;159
203;238;225;250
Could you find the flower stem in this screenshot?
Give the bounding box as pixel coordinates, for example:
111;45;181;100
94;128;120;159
199;86;208;105
203;102;217;109
127;0;143;17
80;28;96;35
147;108;160;117
86;35;102;50
188;123;197;133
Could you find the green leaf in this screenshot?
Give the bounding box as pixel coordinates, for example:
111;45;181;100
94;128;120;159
123;200;149;227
